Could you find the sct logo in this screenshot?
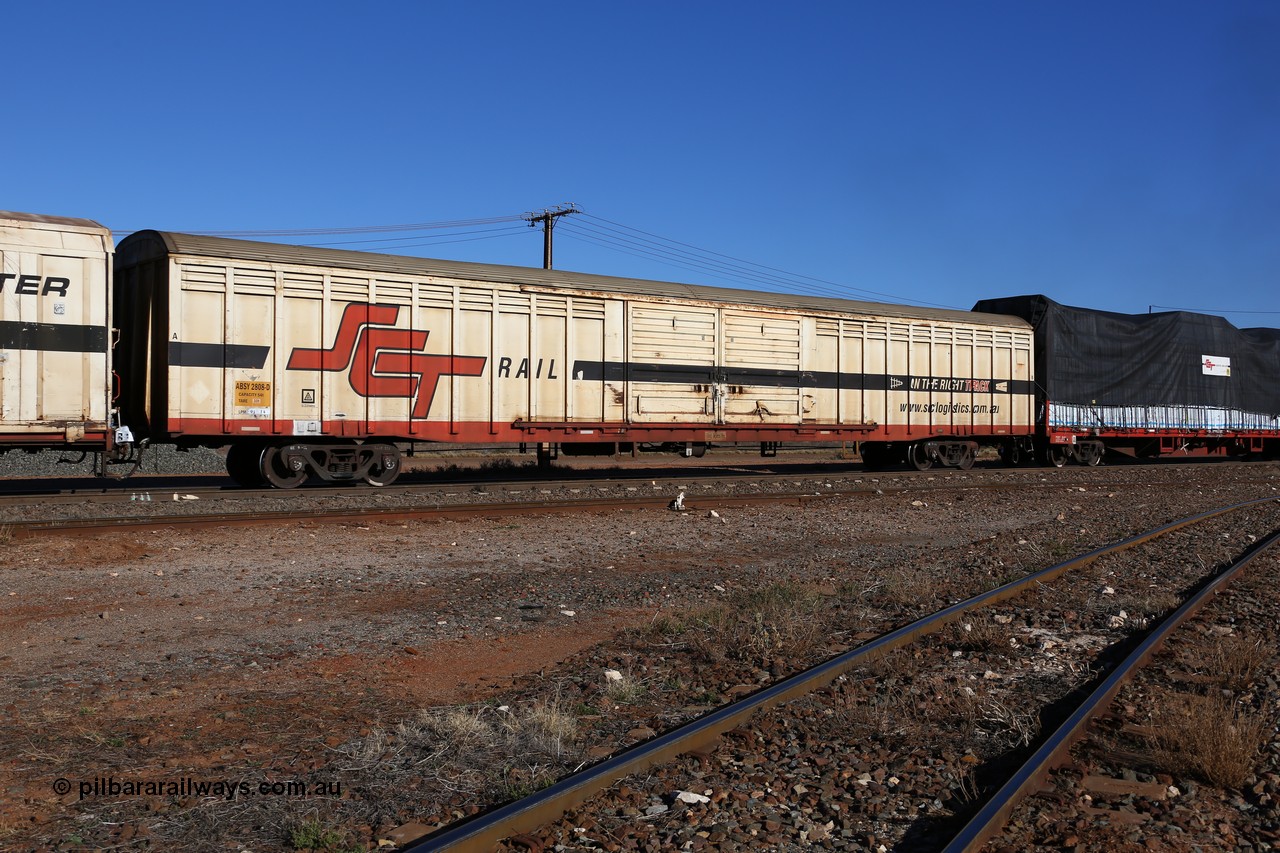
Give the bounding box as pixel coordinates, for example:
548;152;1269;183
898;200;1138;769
287;303;486;418
0;273;71;295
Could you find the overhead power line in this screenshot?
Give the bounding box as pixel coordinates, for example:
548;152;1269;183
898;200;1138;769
563;213;955;309
111;207;935;308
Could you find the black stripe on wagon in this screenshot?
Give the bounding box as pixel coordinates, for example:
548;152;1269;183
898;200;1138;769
169;342;270;369
572;361;1032;395
0;321;108;353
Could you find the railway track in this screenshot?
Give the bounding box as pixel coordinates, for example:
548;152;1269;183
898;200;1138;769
394;497;1280;852
944;525;1280;852
3;491;840;538
5;460;1279;533
2;453;1276;501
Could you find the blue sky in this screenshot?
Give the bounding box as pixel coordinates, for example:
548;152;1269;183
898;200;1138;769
7;2;1277;323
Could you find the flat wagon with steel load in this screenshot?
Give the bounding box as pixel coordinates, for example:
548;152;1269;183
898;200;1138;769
974;295;1280;464
112;230;1036;486
0;211;135;464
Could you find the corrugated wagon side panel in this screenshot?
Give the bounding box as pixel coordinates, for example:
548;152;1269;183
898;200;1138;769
568;298;609;424
494;288;531;427
806;318;841;424
532;294;568;423
627;302;717;421
861;317;1033;439
721;309;803;423
277;272;324;433
165;263;519;441
167;260;274;437
450;288;492;431
851;319;887;428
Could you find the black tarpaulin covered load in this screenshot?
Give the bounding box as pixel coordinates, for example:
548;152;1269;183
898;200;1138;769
972;295;1280;432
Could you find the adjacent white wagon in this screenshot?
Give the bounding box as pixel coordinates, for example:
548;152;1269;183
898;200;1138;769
0;211;114;452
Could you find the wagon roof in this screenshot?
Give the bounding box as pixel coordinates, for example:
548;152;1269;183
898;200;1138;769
1;210;110;234
119;230;1028;329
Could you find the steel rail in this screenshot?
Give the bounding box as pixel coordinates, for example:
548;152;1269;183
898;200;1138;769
400;495;1280;852
4;466;1268;524
0;470;893;508
3;458;1271;507
941;524;1280;853
5;491;842;539
0;465;944;508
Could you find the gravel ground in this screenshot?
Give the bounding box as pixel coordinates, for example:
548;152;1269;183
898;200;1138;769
990;542;1280;853
496;502;1280;852
1;461;1278;851
0;445;228;478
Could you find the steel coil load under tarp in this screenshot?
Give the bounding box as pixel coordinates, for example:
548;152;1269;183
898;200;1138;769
973;295;1280;432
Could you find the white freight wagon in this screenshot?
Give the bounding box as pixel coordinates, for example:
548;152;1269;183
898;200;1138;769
113;231;1035;485
0;211;115;453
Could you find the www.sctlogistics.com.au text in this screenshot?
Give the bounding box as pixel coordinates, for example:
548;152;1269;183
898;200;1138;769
56;776;341;801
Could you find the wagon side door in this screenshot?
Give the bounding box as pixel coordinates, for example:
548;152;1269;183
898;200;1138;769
626;303;717;424
720;310;802;425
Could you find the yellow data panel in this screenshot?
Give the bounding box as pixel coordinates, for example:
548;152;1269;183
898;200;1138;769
234;381;271;408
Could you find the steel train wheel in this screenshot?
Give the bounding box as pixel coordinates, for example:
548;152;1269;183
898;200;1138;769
226;444;265;487
1046;445;1070;468
1002;441;1023;467
364;459;401;487
260;446;308;489
908;443;934;471
956;444;976;470
1080;443;1103;467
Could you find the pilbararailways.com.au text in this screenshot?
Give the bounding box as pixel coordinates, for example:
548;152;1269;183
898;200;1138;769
53;776;341;801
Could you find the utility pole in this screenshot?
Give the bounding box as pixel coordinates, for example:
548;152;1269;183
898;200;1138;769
523;203;579;269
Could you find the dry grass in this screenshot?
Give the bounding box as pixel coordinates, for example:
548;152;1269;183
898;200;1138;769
858;645;922;682
840;648;1038;757
878;562;949;607
686;583;828;667
945;617;1012;653
977;696;1038;748
341;696;581;803
623;583;832;669
288;815;360;852
603;669;649;704
841;683;928;745
841;653;992;750
1147;689;1271;789
1112;587;1182;620
1193;634;1272;693
622;611;693;648
945;759;981;809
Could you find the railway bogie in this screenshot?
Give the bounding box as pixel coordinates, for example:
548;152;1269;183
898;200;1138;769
220;440;403;488
859;437;984;471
